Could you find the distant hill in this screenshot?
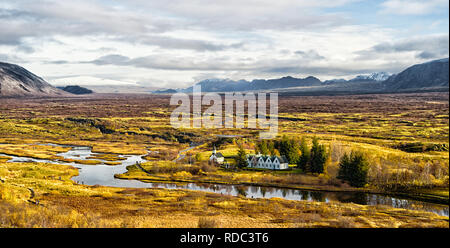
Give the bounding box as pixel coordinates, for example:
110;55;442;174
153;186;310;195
80;85;159;94
383;58;449;91
153;88;178;94
0;62;67;97
180;76;321;92
57;85;93;95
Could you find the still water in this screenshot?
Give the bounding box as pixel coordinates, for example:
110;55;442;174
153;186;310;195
1;143;448;217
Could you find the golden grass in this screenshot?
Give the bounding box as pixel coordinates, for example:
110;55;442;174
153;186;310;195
1;161;447;228
0;94;448;227
0;144;71;160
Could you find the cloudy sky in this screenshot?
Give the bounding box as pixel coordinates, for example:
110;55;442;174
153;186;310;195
0;0;448;88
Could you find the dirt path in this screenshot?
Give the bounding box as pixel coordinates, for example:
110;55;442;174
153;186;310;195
172;143;204;162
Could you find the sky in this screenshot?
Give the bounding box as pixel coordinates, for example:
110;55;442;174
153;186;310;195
0;0;448;88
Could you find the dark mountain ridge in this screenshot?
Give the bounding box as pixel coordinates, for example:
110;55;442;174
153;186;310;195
57;85;93;95
0;62;68;97
383;58;449;90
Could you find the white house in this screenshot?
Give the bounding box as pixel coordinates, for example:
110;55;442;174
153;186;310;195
246;154;289;170
209;146;225;164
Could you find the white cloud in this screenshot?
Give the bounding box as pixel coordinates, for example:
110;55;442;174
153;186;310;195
50;76;139;86
0;0;448;87
357;34;449;60
128;0;356;31
380;0;449;15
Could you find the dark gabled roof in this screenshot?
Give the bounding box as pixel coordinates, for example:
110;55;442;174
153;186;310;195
278;155;288;163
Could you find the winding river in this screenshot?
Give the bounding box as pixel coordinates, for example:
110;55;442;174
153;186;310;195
1;143;448;217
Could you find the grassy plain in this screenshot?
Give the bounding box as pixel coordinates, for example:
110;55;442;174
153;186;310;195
0;160;447;228
0;92;448;227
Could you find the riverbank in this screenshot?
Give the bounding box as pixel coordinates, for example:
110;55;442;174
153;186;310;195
116;163;450;206
1;141;447;214
0;161;448;228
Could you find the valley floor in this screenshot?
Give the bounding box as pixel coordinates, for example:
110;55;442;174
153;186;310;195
0;92;448;227
0;161;447;228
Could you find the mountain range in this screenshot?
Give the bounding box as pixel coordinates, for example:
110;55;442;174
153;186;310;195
1;58;448;97
179;76;322;93
158;58;448;94
323;72;391;84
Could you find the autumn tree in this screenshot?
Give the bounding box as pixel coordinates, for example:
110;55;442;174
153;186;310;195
258;140;269;155
267;140;275;155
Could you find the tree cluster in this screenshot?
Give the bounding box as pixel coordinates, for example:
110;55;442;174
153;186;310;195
255;136;329;174
297;137;329;174
337;151;369;187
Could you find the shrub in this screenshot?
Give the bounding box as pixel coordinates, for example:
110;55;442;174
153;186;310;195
197;217;219;228
395;142;449;153
200;162;217;173
173;171;193;178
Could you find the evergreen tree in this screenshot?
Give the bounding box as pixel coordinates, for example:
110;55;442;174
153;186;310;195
297;137;310;172
337;153;351;180
236;144;248;168
277;135;300;164
286;138;300;164
279;135;289;156
310;137;328;174
337;151;369;187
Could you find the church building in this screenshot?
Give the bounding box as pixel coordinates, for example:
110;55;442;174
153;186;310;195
209;146;225;164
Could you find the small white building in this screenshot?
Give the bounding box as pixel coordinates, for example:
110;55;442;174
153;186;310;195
209;146;225;164
246;154;289;170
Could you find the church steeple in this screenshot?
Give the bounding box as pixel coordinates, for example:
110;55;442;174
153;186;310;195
213;146;216;154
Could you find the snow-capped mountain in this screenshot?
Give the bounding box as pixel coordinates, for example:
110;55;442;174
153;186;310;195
323;72;391;85
351;72;391;82
179;76;321;92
